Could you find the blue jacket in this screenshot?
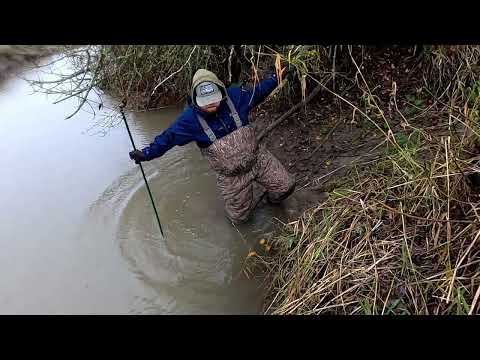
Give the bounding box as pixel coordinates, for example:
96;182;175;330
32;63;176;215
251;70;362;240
142;74;280;161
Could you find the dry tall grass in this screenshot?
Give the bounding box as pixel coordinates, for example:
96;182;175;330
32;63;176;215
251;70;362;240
251;125;480;314
244;45;480;315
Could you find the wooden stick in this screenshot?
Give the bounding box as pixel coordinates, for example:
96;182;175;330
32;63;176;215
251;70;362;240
257;80;326;142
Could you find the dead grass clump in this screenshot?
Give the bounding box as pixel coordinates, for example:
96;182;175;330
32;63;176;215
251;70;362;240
250;126;480;315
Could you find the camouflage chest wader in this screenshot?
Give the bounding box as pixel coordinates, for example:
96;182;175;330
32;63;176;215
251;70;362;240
196;96;296;224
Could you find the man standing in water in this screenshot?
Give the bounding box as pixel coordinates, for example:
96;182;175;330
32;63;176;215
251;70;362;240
129;67;296;224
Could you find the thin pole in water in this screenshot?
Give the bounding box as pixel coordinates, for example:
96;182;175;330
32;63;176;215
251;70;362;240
119;102;165;238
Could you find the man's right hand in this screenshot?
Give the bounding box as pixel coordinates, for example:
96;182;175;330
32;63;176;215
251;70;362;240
129;149;146;164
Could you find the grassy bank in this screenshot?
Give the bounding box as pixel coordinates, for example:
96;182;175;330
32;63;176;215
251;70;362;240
249;123;480;314
242;46;480;315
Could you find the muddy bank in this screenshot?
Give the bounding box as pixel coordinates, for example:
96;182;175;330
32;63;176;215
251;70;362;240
251;101;454;225
246;49;480;315
250;103;480;314
250;100;382;219
250;48;446;219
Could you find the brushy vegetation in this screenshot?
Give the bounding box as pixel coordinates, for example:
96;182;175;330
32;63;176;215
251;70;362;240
87;45;480;112
95;45;343;109
96;45;236;109
29;45;480;119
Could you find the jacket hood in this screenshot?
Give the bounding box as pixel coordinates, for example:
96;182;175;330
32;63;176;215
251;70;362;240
191;69;227;107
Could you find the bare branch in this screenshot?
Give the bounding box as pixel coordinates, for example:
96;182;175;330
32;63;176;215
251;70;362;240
64;47;105;120
52;87;90;104
151;45;198;96
29;68;91;85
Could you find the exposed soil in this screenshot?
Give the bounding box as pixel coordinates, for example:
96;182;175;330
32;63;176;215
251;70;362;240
249;48;446;220
251;100;379;219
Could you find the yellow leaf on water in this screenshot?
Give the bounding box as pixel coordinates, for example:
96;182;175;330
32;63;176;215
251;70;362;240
247;251;257;258
259;239;266;245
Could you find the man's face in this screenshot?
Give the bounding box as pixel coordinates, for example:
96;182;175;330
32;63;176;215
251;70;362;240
200;101;221;113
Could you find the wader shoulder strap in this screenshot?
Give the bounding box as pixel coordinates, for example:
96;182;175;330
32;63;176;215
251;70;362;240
196;96;242;143
225;96;243;129
196;113;217;142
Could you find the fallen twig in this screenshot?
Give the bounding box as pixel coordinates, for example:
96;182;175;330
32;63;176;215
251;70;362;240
257;77;330;142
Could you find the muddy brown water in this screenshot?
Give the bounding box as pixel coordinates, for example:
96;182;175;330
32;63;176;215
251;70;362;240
0;56;290;314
